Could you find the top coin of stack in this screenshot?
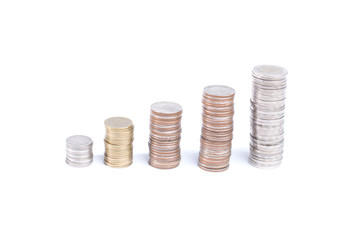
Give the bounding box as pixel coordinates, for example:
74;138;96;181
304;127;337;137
198;85;235;172
66;135;93;167
148;101;183;169
104;117;134;168
249;65;288;168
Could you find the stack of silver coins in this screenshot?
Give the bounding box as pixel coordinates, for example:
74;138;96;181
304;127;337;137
198;85;235;172
66;135;93;167
149;101;183;169
249;65;288;168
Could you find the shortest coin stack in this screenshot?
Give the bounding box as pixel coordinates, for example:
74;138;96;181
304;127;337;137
66;135;93;167
149;101;183;169
104;117;134;168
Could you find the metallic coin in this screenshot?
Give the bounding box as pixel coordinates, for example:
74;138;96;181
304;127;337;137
66;135;93;149
203;85;235;98
66;158;93;167
104;156;133;168
149;101;183;169
104;117;134;168
249;65;288;169
198;85;235;172
151;101;182;115
105;117;133;129
65;135;93;167
149;159;180;169
198;160;229;172
252;65;288;80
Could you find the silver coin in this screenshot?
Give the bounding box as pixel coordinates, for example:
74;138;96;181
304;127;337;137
66;158;93;167
66;135;93;167
151;101;182;115
249;65;287;169
66;135;93;148
252;65;288;80
249;157;282;169
203;85;235;97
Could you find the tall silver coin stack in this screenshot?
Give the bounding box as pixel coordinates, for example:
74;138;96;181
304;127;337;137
198;85;235;172
249;65;288;168
66;135;93;167
149;101;183;169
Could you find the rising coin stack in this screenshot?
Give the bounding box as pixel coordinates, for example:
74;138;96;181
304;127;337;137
104;117;134;168
66;135;93;167
198;85;235;172
148;101;183;169
249;65;288;168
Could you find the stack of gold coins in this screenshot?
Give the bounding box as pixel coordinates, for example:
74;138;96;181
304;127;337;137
104;117;134;168
148;101;183;169
198;85;235;172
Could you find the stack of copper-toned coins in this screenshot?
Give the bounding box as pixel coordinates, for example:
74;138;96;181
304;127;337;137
148;101;183;169
198;85;235;172
104;117;134;168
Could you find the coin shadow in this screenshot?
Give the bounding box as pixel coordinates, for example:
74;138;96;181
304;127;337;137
134;153;149;166
180;149;199;167
93;154;105;166
231;148;250;166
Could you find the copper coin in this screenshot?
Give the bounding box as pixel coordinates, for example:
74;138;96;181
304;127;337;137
198;85;235;172
149;101;183;169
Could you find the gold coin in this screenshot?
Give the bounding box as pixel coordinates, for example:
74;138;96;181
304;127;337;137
104;116;134;168
104;117;133;129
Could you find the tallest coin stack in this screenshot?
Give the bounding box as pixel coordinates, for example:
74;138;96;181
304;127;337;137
249;65;288;168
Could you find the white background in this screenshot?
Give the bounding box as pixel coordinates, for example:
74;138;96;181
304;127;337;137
1;0;359;239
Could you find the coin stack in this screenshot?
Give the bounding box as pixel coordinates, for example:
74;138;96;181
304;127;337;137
66;135;93;167
104;117;134;168
249;65;288;168
148;101;183;169
198;85;235;172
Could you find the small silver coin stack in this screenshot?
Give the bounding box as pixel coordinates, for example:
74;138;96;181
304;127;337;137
149;101;183;169
66;135;93;167
250;65;288;168
198;85;235;172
